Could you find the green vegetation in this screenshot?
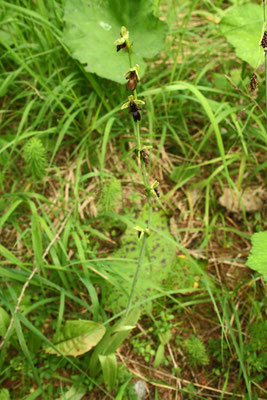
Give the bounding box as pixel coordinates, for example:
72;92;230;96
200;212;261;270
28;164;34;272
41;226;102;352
183;335;209;367
23;137;47;180
0;0;266;399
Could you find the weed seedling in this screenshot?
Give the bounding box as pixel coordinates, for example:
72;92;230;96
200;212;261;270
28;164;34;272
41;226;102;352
23;137;47;181
183;335;209;367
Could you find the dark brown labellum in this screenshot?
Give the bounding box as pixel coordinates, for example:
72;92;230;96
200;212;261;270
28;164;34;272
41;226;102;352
260;31;267;48
129;100;141;122
154;188;160;198
126;71;137;91
116;42;126;52
249;73;257;92
141;150;149;165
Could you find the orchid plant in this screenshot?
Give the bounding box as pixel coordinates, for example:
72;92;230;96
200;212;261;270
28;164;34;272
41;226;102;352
115;26;160;317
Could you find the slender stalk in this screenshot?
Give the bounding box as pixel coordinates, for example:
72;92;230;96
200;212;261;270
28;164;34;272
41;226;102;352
120;27;154;317
125;235;147;317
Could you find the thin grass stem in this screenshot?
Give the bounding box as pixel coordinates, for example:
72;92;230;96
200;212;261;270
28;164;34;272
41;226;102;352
125;235;147;317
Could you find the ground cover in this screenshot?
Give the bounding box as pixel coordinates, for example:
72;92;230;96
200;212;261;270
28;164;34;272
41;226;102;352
0;0;266;399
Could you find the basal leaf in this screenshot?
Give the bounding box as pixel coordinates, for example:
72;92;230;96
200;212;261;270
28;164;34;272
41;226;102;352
220;4;264;69
89;309;140;377
0;389;10;400
99;353;117;392
56;385;86;400
247;231;267;284
45;320;105;357
63;0;167;83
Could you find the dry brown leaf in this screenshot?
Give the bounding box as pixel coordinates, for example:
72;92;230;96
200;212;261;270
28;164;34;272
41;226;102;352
219;187;263;213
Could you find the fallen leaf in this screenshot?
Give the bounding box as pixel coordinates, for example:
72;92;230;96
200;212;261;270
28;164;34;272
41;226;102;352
219;188;263;213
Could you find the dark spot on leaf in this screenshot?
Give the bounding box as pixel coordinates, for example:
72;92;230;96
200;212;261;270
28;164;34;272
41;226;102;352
130;247;135;251
161;258;166;264
125;241;136;246
152;243;160;251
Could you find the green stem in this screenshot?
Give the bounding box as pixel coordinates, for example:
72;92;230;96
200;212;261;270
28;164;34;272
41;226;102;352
125;235;147;317
123;30;153;317
127;42;132;68
135;121;147;187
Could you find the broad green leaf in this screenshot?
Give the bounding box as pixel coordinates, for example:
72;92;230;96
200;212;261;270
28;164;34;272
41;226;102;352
89;308;140;377
45;320;106;357
99;353;117;392
247;231;267;284
0;306;10;337
104;208;198;314
220;4;264;69
0;389;10;400
56;385;86;400
63;0;167;83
